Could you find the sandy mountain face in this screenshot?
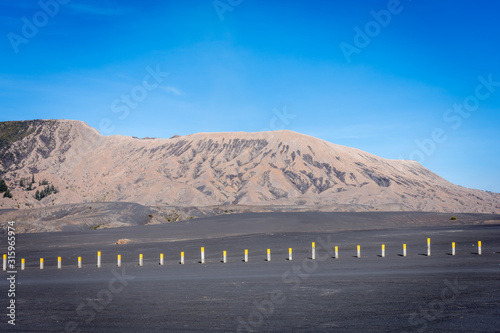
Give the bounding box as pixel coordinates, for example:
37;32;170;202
0;119;499;213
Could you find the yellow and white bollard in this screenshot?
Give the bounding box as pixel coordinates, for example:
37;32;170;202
357;245;361;258
21;258;25;270
201;247;205;264
267;249;271;262
403;244;407;257
160;253;164;265
117;254;121;267
381;244;385;258
97;251;102;268
244;249;248;263
78;257;82;268
312;242;316;260
478;241;482;255
58;256;62;269
288;248;293;261
223;251;227;263
40;258;44;270
139;254;143;266
334;246;339;259
2;254;6;271
452;242;456;256
427;238;431;257
180;252;185;265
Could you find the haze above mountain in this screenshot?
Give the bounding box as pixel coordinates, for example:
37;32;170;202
0;119;498;213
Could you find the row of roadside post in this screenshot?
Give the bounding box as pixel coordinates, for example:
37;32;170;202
2;239;485;270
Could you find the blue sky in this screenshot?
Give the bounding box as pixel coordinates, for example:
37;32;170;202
0;0;499;192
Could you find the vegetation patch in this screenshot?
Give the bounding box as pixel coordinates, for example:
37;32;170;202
165;211;180;222
0;121;36;151
0;178;12;198
35;184;58;201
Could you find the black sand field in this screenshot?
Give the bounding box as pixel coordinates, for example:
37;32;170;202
1;212;500;332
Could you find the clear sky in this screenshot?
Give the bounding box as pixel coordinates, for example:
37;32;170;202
0;0;499;192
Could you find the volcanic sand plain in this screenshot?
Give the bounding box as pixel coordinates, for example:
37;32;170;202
1;211;500;332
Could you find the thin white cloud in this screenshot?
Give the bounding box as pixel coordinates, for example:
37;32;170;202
161;86;183;96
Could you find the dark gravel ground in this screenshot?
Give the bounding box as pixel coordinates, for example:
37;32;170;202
0;212;499;332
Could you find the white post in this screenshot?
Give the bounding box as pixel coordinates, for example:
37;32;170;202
180;252;185;265
427;238;431;257
452;242;455;256
160;253;164;265
244;249;248;263
97;251;102;268
223;251;227;263
78;257;82;268
334;246;338;259
311;242;316;260
201;247;205;264
139;254;143;266
21;258;25;270
117;255;121;267
381;244;385;258
403;244;407;257
357;245;361;258
267;249;271;262
2;254;6;271
58;256;62;269
478;241;482;255
40;258;44;270
288;248;293;261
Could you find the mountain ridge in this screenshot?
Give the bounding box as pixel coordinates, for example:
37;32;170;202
0;119;498;213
